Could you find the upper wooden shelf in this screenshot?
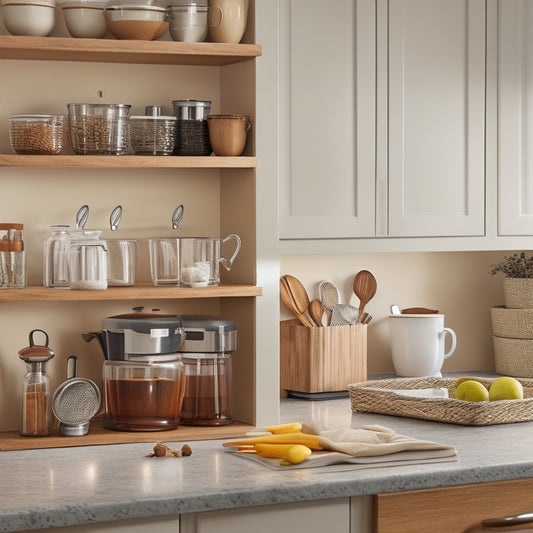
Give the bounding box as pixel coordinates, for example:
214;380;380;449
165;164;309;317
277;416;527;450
0;154;258;168
0;35;262;66
0;283;262;302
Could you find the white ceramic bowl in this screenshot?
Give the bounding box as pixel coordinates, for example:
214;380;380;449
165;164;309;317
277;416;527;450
104;5;168;40
1;0;56;36
62;5;107;38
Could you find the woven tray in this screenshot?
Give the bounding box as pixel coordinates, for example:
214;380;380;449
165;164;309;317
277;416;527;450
348;377;533;426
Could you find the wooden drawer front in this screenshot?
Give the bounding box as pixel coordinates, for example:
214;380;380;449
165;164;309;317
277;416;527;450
374;479;533;533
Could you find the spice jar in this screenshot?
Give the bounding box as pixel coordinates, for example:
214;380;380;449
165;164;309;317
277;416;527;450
18;329;55;437
68;230;108;290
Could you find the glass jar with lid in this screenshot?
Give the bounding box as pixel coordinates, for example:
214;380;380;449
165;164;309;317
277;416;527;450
68;230;108;290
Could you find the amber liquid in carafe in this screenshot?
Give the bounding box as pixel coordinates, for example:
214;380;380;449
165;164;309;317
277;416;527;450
181;374;232;426
104;377;184;431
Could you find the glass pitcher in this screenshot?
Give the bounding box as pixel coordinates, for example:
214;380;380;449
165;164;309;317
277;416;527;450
68;230;108;290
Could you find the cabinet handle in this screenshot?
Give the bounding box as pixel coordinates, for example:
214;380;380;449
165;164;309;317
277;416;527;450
481;511;533;528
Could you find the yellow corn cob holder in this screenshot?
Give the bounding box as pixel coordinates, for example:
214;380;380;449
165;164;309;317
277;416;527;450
223;423;317;465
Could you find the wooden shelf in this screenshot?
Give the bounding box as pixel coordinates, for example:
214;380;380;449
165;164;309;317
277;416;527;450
0;418;252;451
0;35;262;65
0;154;259;168
0;283;262;302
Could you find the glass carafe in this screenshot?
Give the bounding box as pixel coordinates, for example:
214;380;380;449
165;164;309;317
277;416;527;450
43;224;70;288
68;230;108;290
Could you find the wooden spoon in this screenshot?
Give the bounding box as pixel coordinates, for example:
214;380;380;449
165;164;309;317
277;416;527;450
309;299;324;327
353;270;377;323
283;274;317;326
280;277;313;327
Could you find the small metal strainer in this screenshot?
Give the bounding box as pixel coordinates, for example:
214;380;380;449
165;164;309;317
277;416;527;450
52;355;101;436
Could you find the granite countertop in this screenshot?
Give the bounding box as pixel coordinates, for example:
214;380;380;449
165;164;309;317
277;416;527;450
3;396;533;532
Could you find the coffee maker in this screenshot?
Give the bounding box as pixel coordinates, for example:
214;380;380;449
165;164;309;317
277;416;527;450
83;308;187;431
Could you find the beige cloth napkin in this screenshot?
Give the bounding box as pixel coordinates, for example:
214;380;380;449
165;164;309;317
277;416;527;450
304;421;456;457
232;422;457;471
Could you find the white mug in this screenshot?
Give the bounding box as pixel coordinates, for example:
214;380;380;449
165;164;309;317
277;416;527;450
389;314;457;378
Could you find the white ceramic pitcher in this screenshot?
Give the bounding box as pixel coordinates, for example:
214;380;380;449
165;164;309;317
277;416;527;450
389;314;457;378
208;0;248;43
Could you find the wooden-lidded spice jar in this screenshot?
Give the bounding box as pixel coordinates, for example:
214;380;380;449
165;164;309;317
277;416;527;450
18;329;55;437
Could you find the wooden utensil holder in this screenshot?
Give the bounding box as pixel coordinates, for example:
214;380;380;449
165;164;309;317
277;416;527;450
280;319;367;394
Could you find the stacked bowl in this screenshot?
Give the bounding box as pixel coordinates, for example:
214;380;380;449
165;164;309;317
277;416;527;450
491;299;533;378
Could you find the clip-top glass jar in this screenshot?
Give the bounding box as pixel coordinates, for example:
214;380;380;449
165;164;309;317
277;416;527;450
43;225;70;288
68;230;108;290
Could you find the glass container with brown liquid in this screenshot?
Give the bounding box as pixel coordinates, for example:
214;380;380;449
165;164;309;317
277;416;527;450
181;353;232;426
103;359;185;431
177;316;236;426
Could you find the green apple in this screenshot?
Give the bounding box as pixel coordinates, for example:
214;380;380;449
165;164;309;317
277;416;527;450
455;376;483;387
454;380;489;402
489;376;523;401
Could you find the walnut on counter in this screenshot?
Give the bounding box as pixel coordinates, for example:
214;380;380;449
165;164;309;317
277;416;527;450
146;442;192;458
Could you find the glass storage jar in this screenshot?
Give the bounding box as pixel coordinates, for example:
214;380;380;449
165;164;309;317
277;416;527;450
68;230;108;290
9;114;64;155
130;115;177;155
43;225;70;288
67;103;131;155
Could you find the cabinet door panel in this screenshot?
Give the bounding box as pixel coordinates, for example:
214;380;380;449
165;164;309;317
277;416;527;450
499;0;533;235
181;499;350;533
374;478;533;533
278;0;376;239
387;0;485;237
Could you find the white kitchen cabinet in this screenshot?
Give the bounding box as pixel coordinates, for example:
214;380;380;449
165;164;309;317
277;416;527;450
181;497;372;533
498;0;533;236
277;0;485;241
384;0;485;237
25;516;179;533
277;0;376;239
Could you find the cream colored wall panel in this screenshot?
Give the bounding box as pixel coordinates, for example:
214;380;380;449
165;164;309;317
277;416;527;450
498;0;533;235
387;0;485;237
279;0;375;239
280;251;504;375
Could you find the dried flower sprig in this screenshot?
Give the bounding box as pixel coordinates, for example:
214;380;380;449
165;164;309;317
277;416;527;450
146;442;192;458
489;252;533;278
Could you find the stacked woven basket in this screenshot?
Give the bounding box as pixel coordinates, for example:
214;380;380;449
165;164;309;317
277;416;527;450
491;278;533;378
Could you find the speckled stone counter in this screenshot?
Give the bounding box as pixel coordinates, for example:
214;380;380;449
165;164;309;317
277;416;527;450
3;396;533;532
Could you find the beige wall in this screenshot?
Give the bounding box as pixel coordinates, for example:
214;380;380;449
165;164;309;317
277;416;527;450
280;250;507;375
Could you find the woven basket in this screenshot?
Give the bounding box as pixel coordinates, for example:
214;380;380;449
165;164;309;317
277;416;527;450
348;377;533;425
503;278;533;309
491;306;533;338
492;336;533;377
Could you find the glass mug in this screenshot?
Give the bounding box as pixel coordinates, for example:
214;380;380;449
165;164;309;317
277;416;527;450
106;239;137;287
179;235;241;287
149;238;179;286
